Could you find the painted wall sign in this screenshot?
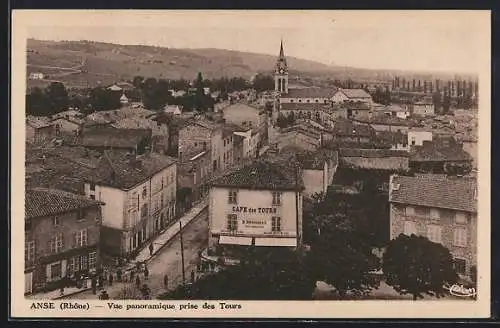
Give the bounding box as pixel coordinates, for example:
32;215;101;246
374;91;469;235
232;206;277;214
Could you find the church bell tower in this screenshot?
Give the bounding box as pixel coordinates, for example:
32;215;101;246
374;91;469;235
274;40;289;94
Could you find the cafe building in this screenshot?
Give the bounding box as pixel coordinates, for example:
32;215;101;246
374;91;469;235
207;160;305;257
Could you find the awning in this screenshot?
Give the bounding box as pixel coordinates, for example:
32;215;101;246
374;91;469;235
254;237;297;247
219;235;253;246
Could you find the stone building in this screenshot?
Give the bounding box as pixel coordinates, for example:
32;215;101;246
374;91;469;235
389;174;477;281
25;188;104;294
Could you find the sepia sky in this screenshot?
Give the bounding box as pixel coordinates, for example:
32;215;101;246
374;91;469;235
24;10;489;74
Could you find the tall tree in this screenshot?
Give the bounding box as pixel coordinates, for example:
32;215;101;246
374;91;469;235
88;87;121;112
26;87;50;116
160;248;315;300
307;214;380;298
45;82;69;113
383;234;458;300
253;74;275;93
432;90;442;114
132;76;144;89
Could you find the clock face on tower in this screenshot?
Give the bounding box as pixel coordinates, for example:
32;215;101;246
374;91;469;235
279;68;284;74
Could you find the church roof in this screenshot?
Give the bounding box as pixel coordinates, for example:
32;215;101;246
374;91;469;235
282;88;338;99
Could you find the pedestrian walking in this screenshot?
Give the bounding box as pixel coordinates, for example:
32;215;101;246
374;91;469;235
116;269;122;282
163;274;168;290
109;272;114;286
135;275;141;289
190;270;195;283
91;276;97;295
144;266;149;281
149;243;154;257
99;290;109;300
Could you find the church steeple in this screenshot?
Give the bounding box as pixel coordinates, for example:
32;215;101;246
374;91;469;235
279;39;286;64
274;39;289;94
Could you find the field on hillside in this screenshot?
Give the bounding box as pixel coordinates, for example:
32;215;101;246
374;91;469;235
26;39;471;91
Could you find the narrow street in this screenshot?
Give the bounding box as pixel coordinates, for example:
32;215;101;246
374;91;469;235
62;208;209;300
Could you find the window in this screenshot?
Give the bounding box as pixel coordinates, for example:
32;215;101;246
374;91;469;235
290;100;294;103
324;100;328;104
299;99;302;103
141;204;148;217
51;262;62;280
142;187;148;199
80;255;88;270
161;178;164;189
272;192;282;206
77;210;86;222
454;227;468;247
404;221;417;236
226;214;238;231
25;218;32;231
427;225;442;244
161;194;164;208
430;208;440;220
50;233;64;253
25;240;35;264
75;229;88;247
272;217;281;232
411;137;416;146
89;195;95;200
454;258;467;275
90;183;95;191
455;212;468;224
68;256;79;274
89;252;97;270
228;190;238;204
52;216;60;226
315;99;319;103
415;206;430;217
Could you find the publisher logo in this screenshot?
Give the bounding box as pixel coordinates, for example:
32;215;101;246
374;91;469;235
444;284;477;298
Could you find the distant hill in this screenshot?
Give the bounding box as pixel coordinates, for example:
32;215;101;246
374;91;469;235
26;39;475;90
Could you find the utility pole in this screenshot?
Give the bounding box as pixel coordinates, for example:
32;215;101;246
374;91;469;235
179;220;186;285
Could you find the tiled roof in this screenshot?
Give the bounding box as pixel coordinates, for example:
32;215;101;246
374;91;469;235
332;120;375;138
223;103;263;114
337;101;371;110
338;88;372;99
340;148;410;158
26;116;52;129
339;148;409;170
389;174;477;212
377;130;407;145
410;139;472;162
211;160;304;191
25;187;104;219
111;117;161;131
75;128;152;149
280;103;330;111
282;87;338;99
25;145;102;194
354;116;419;127
89;151;177;190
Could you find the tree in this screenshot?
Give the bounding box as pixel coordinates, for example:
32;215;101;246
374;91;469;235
45;82;69;113
442;91;451;114
159;248;315;300
132;76;144;89
383;234;458;300
88;87;121;112
432;90;442;114
253;74;274;93
26;87;50;116
307;216;380;298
